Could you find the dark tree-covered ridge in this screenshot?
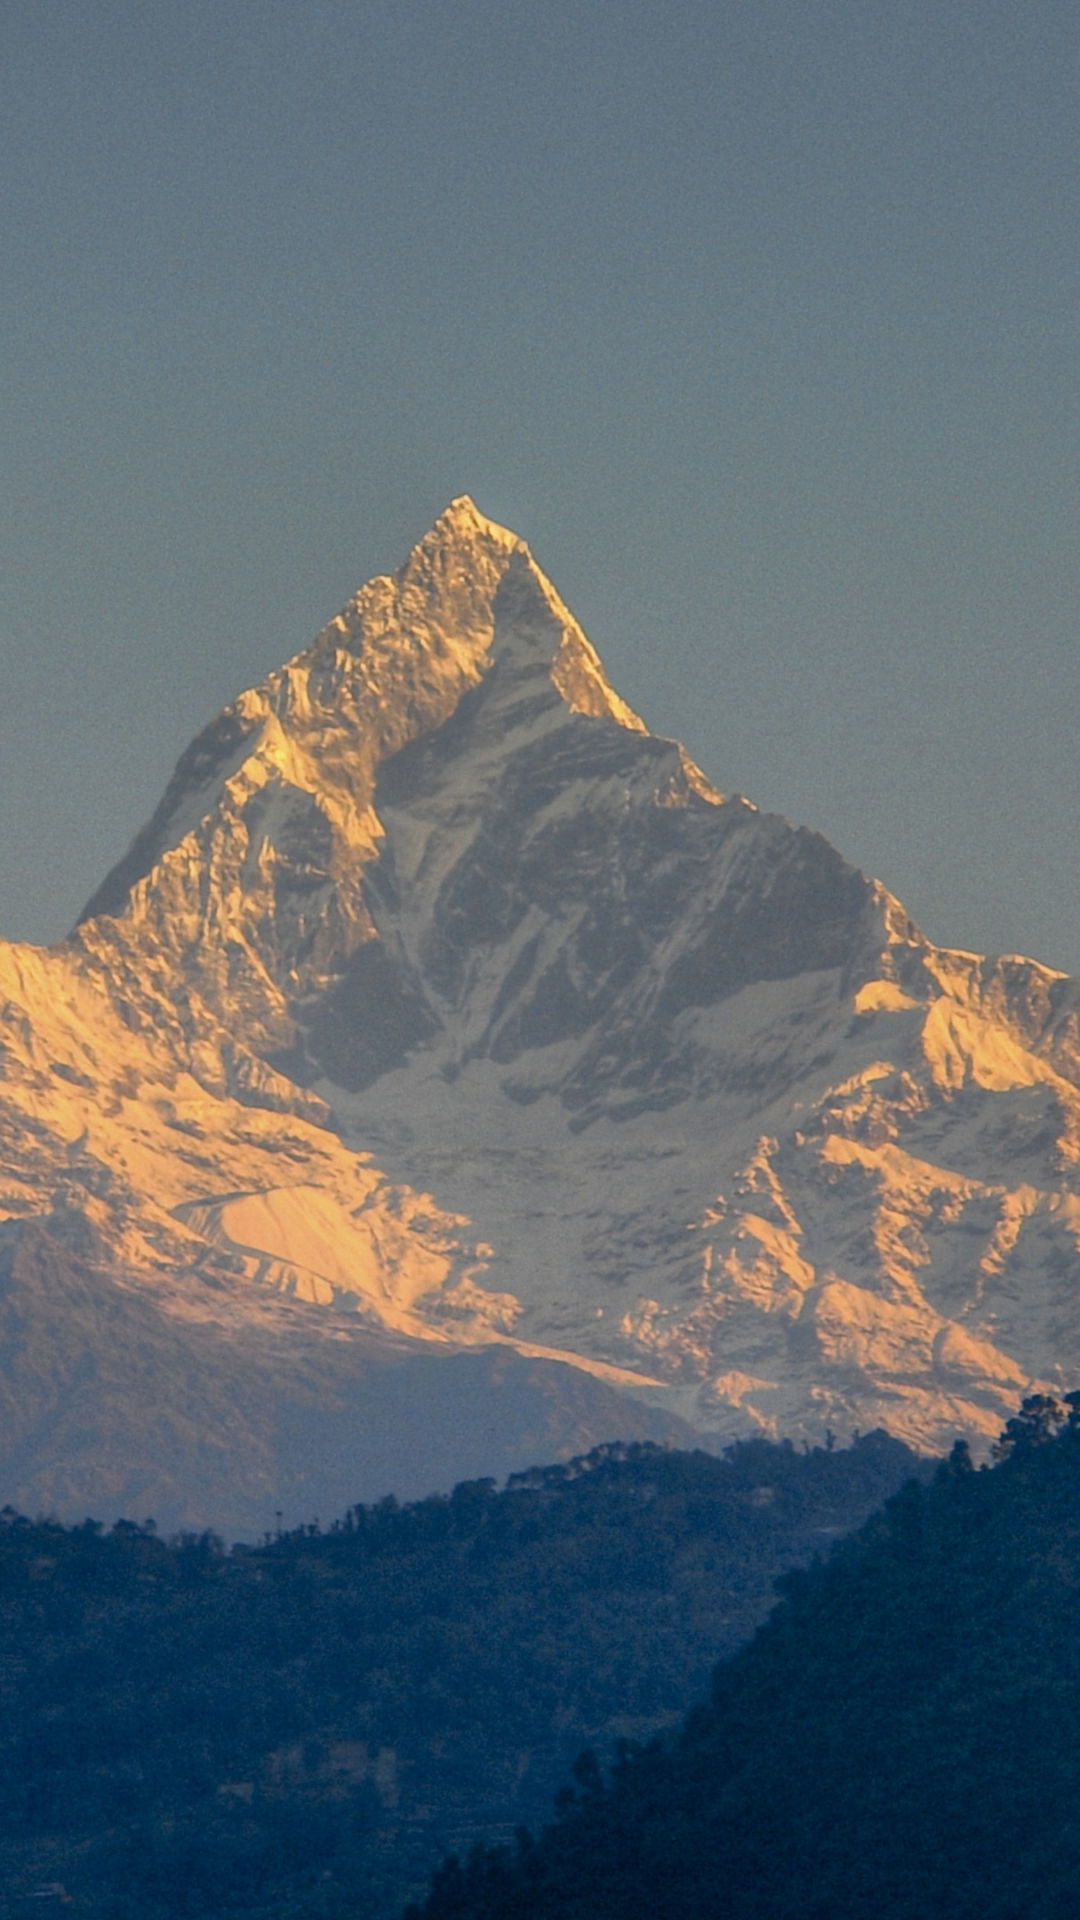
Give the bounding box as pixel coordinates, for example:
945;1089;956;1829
414;1397;1080;1920
0;1433;921;1918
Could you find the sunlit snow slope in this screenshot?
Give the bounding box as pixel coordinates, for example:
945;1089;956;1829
4;496;1080;1520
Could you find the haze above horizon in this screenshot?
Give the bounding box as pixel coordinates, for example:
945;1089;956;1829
1;1;1077;969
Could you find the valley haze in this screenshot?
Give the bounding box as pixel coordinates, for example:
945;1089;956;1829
2;498;1079;1531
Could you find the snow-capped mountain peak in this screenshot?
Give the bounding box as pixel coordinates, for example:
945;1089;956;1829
4;499;1080;1530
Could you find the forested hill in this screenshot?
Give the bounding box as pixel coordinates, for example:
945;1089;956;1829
0;1434;921;1918
415;1398;1080;1920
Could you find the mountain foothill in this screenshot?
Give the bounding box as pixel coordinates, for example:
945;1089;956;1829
413;1399;1080;1920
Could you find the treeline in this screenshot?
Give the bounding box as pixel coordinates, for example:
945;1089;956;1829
0;1432;921;1918
413;1397;1080;1920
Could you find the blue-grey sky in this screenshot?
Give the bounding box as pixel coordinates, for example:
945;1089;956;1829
2;1;1078;969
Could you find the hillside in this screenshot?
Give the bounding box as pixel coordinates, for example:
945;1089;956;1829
415;1397;1080;1920
0;1434;921;1917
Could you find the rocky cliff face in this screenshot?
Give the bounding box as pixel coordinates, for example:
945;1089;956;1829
3;497;1080;1521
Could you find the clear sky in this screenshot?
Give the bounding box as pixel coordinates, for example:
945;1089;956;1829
2;1;1077;969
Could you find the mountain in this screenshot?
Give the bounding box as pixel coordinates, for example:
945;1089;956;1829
3;496;1080;1520
411;1402;1080;1920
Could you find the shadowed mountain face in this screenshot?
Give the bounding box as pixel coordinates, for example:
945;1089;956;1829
3;497;1080;1522
0;1223;696;1537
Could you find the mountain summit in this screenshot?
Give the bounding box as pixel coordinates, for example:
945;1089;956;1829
3;500;1080;1523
